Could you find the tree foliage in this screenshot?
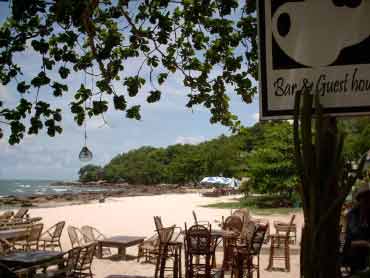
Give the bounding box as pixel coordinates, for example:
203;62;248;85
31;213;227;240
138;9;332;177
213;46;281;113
96;134;247;184
0;0;257;144
339;117;370;161
77;121;303;198
78;164;104;182
244;121;297;196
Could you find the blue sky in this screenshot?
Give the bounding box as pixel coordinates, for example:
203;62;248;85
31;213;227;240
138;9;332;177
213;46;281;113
0;3;259;180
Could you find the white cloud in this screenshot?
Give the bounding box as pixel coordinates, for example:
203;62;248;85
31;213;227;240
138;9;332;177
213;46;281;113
175;136;205;145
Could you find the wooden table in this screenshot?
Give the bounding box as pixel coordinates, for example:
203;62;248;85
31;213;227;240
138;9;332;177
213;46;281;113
0;228;28;241
0;250;64;275
97;236;145;259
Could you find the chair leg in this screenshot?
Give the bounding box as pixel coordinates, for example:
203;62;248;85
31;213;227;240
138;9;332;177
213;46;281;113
266;240;274;271
285;241;290;272
257;255;260;278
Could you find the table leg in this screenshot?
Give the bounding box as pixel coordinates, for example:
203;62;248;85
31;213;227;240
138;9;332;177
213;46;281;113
97;242;103;259
118;246;126;259
179;245;182;278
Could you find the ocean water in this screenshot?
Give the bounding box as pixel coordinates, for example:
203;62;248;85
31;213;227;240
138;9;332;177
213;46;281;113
0;180;107;198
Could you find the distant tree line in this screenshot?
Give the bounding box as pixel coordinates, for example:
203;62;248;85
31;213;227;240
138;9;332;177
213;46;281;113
78;118;370;198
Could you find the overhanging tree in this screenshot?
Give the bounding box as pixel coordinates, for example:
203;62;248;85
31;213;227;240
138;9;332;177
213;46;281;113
0;1;366;277
0;0;257;144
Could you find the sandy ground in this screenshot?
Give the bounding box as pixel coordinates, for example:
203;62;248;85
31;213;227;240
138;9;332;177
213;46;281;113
5;193;304;278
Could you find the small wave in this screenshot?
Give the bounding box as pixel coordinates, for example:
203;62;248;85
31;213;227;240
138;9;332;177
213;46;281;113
52;188;68;193
18;184;31;188
14;189;24;193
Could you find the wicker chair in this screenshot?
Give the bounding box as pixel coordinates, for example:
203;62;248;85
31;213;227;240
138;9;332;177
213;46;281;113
230;221;255;278
74;243;97;278
222;215;243;234
273;216;297;244
0;238;17;255
252;218;270;244
39;221;65;251
222;215;244;270
137;233;159;262
154;225;182;278
184;224;223;278
14;223;44;251
81;225;111;257
266;214;296;272
35;247;82;278
13;208;29;220
232;209;251;225
250;222;269;278
68;226;85;248
231;244;253;278
154;216;181;241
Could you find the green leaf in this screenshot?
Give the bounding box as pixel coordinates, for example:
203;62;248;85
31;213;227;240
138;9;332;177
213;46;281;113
58;67;70;79
17;81;30;93
126;105;141;120
113;95;127;111
147;90;161;103
158;73;168;85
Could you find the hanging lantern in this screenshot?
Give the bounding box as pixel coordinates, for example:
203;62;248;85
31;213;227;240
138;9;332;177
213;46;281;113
79;112;93;162
79;146;93;162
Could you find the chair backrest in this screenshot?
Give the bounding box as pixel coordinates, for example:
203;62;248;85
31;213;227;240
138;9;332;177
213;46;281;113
81;226;95;243
78;243;96;271
14;208;29;219
27;223;44;242
68;226;84;248
81;225;106;243
240;221;255;244
156;226;175;245
285;214;296;238
223;215;243;234
192;211;199;225
232;208;250;224
251;222;268;254
184;224;212;278
153;216;163;231
185;224;212;255
50;221;65;240
65;246;82;275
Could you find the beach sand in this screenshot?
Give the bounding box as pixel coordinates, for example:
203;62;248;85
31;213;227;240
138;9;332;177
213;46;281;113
11;193;303;278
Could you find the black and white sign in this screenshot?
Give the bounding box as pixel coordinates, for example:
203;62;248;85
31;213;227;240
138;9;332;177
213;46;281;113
259;0;370;119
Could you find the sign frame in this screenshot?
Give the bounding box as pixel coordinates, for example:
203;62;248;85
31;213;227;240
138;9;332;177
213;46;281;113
258;0;370;120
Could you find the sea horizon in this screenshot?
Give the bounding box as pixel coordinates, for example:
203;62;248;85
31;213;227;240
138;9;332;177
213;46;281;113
0;179;107;198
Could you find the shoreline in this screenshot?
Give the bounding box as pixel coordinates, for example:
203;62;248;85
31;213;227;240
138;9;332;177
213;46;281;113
0;184;220;209
0;184;188;209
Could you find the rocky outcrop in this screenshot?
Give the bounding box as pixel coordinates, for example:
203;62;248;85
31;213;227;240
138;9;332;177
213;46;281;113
0;184;190;208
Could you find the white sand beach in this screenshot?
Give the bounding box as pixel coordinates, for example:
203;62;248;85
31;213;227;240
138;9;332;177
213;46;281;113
12;193;303;278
